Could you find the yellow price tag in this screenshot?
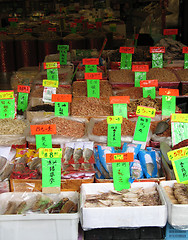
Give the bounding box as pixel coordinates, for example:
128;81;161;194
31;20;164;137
44;62;60;69
171;113;188;123
114;154;123;160
39;148;62;158
136;106;156;118
167;146;188;161
107;116;123;124
0;91;14;99
43;80;59;88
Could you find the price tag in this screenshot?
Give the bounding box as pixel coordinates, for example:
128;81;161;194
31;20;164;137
184;53;188;69
134;72;146;87
172;157;188;184
36;134;52;149
8;18;18;22
42;158;61;193
109;23;116;32
48;28;57;32
132;65;149;72
51;94;72;103
106;152;134;163
47;68;59;81
71;27;77;33
159;88;179;96
17;85;30;93
163;28;178;37
107;124;121;147
55;102;69;116
152;53;163;68
119;47;134;54
87;79;100;98
167;146;188;161
133;116;151;142
43;87;56;103
136;106;156;118
143;87;156;99
110;96;130;104
30;124;56;135
43;62;60;69
85;72;102;80
0;98;15;119
0;91;14;99
42;20;49;24
96;21;102;29
150;47;165;53
43;80;59;88
83;58;99;65
140;80;158;87
24;28;32;33
171;113;188;122
17;92;28;112
85;65;97;73
39;148;62;158
107;116;123;124
171;122;188;146
162;95;176;116
120;53;132;70
57;45;69;51
113;104;127;119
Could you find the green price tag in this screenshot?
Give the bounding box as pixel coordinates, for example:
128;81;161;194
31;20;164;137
162;95;176;116
143;87;155;99
109;24;116;32
135;72;146;87
60;50;67;65
172;35;176;41
10;22;17;27
47;68;59;81
55;102;69;116
57;45;69;51
42;158;61;188
36;134;52;149
171;122;188;147
85;65;97;73
173;157;188;184
71;27;76;33
112;162;130;191
0;98;15;119
107;123;121;147
87;79;100;98
120;53;132;70
184;54;188;69
17;92;28;112
133;116;151;142
113;103;127;118
152;53;163;68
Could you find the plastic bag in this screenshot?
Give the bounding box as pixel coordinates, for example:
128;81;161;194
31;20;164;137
122;143;141;159
130;159;144;180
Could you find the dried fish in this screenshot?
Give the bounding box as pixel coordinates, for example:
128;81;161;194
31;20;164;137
64;147;74;163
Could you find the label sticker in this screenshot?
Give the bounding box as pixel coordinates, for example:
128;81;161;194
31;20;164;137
172;157;188;184
55;102;69;116
167;146;188;161
110;96;130;104
171;122;188;146
43;80;59;88
107;124;121;147
162;95;176;116
17;85;30;93
106;152;134;163
107;116;123;124
82;58;99;65
0;98;15;119
112;162;130;191
17;92;28;112
135;72;146;87
159;88;179;96
30;124;56;135
120;53;132;70
87;79;100;98
171;113;188;123
119;47;134;54
0;91;14;99
43;62;60;69
47;68;59;81
85;72;102;79
85;65;97;73
36;134;52;149
113;103;127;119
39;148;62;159
136;106;156;118
133;116;151;142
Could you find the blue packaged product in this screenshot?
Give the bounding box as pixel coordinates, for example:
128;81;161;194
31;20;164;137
147;147;162;170
122;143;141;159
138;150;158;178
94;148;104;179
130;159;144;180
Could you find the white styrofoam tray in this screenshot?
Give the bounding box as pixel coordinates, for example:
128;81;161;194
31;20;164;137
0;191;79;240
80;182;167;230
159;180;188;230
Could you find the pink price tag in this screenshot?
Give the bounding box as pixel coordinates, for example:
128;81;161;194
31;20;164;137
150;47;165;53
119;47;134;54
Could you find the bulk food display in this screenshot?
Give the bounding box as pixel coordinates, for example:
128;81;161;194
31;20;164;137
0;9;188;240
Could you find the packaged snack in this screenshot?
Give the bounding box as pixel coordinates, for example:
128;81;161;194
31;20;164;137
130;159;144;180
122;143;141;159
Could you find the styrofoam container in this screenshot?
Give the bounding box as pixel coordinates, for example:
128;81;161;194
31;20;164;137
80;182;167;230
0;191;79;240
159;180;188;230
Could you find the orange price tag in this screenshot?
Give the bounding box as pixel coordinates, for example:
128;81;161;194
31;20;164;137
159;88;179;96
119;47;134;54
84;72;102;80
140;80;158;88
106;153;134;163
109;96;130;104
43;62;60;69
182;47;188;54
51;94;72;102
132;65;149;72
150;47;165;53
82;58;99;65
8;18;18;22
0;90;14;99
30;124;56;135
48;28;57;32
17;85;30;93
163;29;178;35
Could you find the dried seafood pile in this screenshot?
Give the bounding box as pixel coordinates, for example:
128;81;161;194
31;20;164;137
164;183;188;204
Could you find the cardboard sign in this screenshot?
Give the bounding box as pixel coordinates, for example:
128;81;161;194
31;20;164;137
43;80;58;88
119;47;134;54
132;65;149;72
172;157;188;184
55;102;69;116
140;80;158;88
159;88;179;96
43;62;60;69
171;113;188;123
110;96;130;104
47;68;59;81
152;53;163;68
36;134;52;149
42;158;61;192
162;95;176;116
112;162;130;190
133;116;151;142
107;123;121;147
120;53;132;70
17;85;30;93
52;94;72;103
106;152;134;163
150;47;165;53
84;72;102;79
171;122;188;146
0;98;15;119
82;58;99;65
30;124;56;135
163;29;178;35
17;92;28;112
0;91;14;99
39;148;62;158
167;146;188;161
134;72;147;87
136;106;156;118
113;104;127;119
85;65;97;73
87;79;100;98
107;116;123;124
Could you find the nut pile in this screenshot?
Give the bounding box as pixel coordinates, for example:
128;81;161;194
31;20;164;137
147;68;178;82
0;119;27;135
128;97;162;112
175;69;188;82
108;69;134;83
